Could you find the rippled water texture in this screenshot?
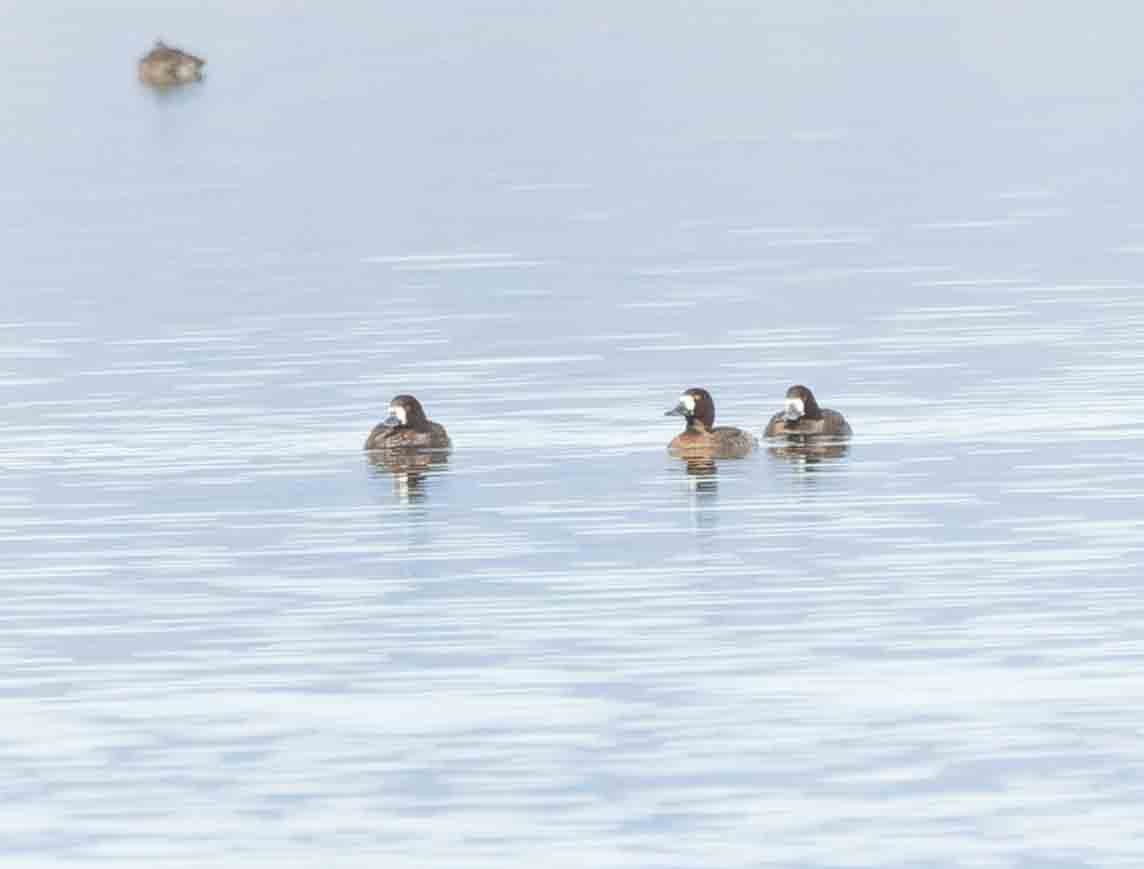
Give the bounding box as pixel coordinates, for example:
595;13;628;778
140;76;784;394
4;3;1144;866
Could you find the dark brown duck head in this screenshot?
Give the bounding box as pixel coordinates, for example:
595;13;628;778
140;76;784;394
666;387;716;431
382;394;431;430
782;384;823;423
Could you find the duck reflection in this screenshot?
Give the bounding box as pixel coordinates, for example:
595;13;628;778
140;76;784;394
766;435;850;469
680;454;720;494
366;448;449;502
670;454;721;540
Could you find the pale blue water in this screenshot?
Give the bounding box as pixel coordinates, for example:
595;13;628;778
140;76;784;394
4;3;1144;866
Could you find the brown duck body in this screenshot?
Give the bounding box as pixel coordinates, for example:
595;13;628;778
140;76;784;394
364;420;450;451
138;41;205;86
669;426;756;459
764;409;851;437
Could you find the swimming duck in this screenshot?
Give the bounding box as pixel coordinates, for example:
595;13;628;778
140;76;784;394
364;395;451;451
138;40;205;87
665;387;757;458
764;385;851;437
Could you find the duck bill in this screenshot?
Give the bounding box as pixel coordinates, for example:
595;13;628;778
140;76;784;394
665;403;686;417
382;414;402;427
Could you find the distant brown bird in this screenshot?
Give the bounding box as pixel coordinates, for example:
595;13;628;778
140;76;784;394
138;40;205;87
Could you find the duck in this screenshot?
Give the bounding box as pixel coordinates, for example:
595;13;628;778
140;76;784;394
364;395;451;451
665;387;757;458
138;40;206;87
764;385;851;437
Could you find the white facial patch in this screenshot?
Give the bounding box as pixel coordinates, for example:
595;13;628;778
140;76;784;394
389;404;408;425
680;394;696;413
784;397;805;421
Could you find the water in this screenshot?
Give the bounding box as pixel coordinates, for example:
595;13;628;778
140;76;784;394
4;2;1144;865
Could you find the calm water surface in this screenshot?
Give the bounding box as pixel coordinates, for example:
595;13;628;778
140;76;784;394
4;3;1144;866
